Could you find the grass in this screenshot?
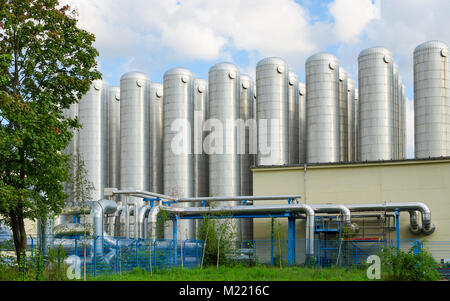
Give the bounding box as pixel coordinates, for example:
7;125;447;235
89;265;370;281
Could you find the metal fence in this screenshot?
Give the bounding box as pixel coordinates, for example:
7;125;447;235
1;234;450;278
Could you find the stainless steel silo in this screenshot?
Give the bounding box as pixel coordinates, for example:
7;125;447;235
401;84;406;158
239;74;254;242
120;72;151;237
208;62;241;238
305;53;340;163
397;73;403;159
288;71;299;164
149;83;164;193
256;57;289;166
347;78;356;162
78;79;108;202
358;47;394;161
107;86;120;190
339;68;348;162
193;78;209;198
298;82;306;164
414;41;450;158
393;64;400;160
163;68;195;240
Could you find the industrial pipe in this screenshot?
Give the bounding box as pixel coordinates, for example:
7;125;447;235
409;211;422;234
345;202;435;235
147;204;315;257
92;199;118;259
309;204;359;232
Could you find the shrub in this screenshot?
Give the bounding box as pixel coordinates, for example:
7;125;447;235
379;246;441;281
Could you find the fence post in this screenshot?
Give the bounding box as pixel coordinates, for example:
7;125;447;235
136;240;139;268
116;239;119;274
93;236;97;278
270;218;274;266
395;209;400;250
173;217;178;266
288;215;296;266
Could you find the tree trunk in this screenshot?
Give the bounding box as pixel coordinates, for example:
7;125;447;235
9;208;27;267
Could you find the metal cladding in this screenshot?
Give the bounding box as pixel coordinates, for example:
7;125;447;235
358;47;394;161
306;53;340;163
347;78;356;162
298;82;306;164
193;78;209;198
107;86;120;190
120;72;151;209
393;64;399;159
239;74;254;242
414;40;450;158
78;79;108;202
149;83;164;193
163;68;195;239
208;63;241;200
338;69;348;162
288;71;299;164
256;57;289;166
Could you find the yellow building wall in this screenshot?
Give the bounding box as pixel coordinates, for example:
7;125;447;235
252;159;450;244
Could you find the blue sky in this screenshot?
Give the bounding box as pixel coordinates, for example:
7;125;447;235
63;0;450;158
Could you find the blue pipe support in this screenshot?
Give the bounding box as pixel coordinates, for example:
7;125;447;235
395;209;400;250
288;215;296;266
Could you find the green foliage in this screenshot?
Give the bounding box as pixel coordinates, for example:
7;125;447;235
0;0;101;262
379;246;441;281
197;205;238;267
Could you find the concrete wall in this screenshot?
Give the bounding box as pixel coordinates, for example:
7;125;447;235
252;159;450;244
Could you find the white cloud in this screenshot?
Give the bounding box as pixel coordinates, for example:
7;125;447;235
329;0;380;43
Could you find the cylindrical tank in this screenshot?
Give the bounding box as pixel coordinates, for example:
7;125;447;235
63;101;79;205
208;62;241;237
78;79;108;202
193;78;209;198
149;83;164;193
338;68;348;162
239;74;254;242
120;72;151;212
401;84;406;158
414;40;450;158
107;86;120;190
256;57;289;166
298;82;306;164
393;64;399;160
163;68;195;240
358;47;394;161
305;53;340;163
347;78;356;162
288;71;299;164
397;73;403;159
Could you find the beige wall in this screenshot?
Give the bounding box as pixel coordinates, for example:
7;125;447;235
252;159;450;243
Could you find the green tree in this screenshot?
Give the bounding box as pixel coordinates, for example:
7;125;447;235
0;0;100;264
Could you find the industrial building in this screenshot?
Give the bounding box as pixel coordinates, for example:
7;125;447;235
9;40;449;267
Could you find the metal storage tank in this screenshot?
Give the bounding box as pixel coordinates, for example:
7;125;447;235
393;64;399;160
338;68;348;162
298;82;306;164
208;62;241;238
305;53;340;163
401;84;406;158
163;68;195;240
193;78;209;198
256;57;289;166
78;79;108;202
288;71;299;164
414;40;450;158
239;74;254;242
120;71;151;237
397;73;403;159
107;86;120;190
347;78;356;162
149;83;164;193
358;47;394;161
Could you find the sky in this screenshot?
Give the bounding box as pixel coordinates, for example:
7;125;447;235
61;0;450;159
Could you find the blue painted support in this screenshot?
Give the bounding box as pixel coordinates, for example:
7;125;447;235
287;215;296;266
395;209;400;250
93;236;97;277
173;216;178;266
116;239;119;273
136;240;139;268
74;238;78;256
201;201;206;207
